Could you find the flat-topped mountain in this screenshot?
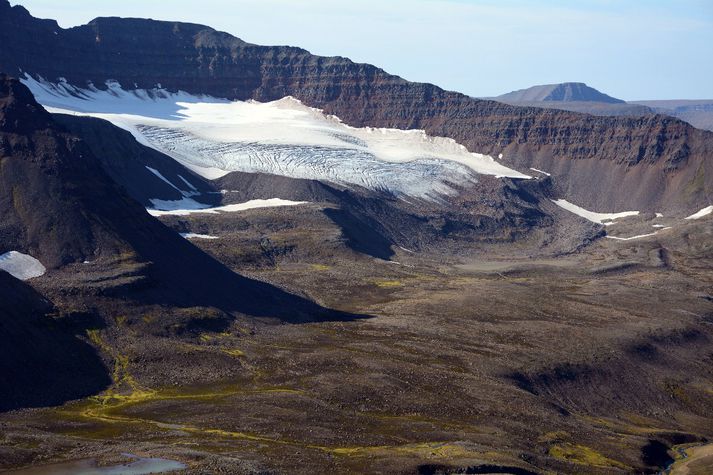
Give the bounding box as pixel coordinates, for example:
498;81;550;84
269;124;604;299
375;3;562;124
492;82;654;118
496;82;625;103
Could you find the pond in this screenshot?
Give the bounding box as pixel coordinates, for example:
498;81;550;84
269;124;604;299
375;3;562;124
6;454;186;475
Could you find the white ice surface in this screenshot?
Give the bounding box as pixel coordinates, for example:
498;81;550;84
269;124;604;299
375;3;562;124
145;166;181;192
23;75;529;200
180;233;219;240
148;196;212;212
148;198;307;216
177;175;198;191
685;205;713;220
605;228;670;241
529;167;551;177
0;251;47;280
552;199;639;225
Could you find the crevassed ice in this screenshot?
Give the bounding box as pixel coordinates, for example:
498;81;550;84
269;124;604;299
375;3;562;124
22;75;529;200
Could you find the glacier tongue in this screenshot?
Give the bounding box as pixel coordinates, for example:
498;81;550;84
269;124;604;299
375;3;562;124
23;75;529;200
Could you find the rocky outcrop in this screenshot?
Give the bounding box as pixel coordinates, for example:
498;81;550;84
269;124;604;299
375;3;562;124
1;0;712;213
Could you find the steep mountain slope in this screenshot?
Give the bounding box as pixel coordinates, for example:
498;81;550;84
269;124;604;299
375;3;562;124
0;73;357;321
55;114;217;207
0;270;109;412
0;73;130;268
496;82;625;103
1;0;712;214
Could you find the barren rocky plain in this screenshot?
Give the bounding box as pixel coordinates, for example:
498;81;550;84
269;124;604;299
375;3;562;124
2;197;712;475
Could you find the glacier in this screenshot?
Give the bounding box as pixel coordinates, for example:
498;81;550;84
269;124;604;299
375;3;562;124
23;75;529;200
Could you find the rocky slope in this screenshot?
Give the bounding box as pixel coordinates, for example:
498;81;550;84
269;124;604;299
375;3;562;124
1;0;712;214
55;114;217;207
0;74;355;321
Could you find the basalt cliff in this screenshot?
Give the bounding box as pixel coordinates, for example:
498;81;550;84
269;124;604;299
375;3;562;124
1;0;711;214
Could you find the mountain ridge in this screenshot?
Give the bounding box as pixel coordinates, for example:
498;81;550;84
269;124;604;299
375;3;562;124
2;0;711;214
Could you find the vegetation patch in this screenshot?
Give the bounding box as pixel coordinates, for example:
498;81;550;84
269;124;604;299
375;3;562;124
373;279;403;288
221;348;245;357
548;443;629;469
311;264;331;271
330;442;481;459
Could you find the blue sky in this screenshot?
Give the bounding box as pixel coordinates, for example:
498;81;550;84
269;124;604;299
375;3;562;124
14;0;713;100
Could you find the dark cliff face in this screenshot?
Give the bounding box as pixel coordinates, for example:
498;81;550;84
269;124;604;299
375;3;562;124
1;0;711;212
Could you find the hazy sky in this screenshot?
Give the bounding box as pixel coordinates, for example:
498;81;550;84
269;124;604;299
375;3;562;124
13;0;713;100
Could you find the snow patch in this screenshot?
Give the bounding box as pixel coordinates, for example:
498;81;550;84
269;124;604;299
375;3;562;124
0;251;47;280
685;205;713;220
148;196;212;212
145;167;199;197
530;167;551;177
552;199;639;225
148;198;307;216
23;75;529;200
180;233;219;240
606;228;670;241
145;166;181;192
177;175;198;191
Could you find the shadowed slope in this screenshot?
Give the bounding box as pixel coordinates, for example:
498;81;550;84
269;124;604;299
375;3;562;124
0;271;110;412
54;114;217;207
0;74;366;322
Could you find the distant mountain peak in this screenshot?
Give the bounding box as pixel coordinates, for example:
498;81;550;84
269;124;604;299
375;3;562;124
497;82;625;104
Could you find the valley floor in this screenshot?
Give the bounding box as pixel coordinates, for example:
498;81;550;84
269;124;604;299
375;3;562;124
1;208;713;475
